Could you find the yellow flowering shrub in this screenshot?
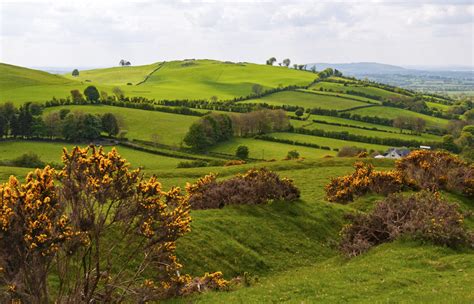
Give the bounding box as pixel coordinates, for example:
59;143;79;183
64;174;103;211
325;162;403;203
0;167;78;303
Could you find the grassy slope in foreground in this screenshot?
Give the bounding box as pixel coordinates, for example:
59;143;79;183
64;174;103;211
170;241;474;303
43;105;199;146
243;90;369;110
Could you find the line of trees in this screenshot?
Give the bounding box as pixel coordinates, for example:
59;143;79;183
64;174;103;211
0;102;120;142
184;110;289;150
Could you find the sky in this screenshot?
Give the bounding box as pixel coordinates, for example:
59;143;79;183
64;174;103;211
0;0;473;68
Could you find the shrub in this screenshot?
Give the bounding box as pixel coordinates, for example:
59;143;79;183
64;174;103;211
340;191;472;257
337;146;367;157
236;145;249;159
186;168;300;209
396;150;474;197
177;160;209;168
325;162;403;203
286;150;300;160
224;160;246;166
11;152;45;168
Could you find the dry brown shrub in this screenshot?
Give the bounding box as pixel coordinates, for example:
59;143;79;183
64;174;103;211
224;160;246;166
186;168;300;209
396;150;474;197
340;191;472;257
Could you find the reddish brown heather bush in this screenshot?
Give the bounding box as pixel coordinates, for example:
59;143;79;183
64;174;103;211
339;191;472;257
325;162;403;203
186;168;300;209
396;150;474;197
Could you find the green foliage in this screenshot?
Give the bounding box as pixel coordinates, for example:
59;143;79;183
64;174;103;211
72;69;79;77
101;112;120;136
83;85;100;103
235;145;249;159
286;150;300;159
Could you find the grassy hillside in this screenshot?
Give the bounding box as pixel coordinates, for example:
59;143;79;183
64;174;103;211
311;81;407;99
0;63;86;105
43;105;198;146
63;62;162;85
349;106;450;127
243;90;370;110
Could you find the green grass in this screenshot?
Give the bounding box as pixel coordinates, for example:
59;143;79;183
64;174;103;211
426;101;451;111
1;60;317;104
63;62;162;85
349;106;450;127
296;114;401;132
298;88;382;104
210;137;337;160
0;165;32;182
0;140;184;170
43;105;198;146
243;90;368;110
268;132;391;151
290;120;442;142
311;81;408;99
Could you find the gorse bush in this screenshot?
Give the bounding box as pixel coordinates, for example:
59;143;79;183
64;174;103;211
325;162;403;203
0;146;228;302
396;150;474;197
340;191;473;257
186;168;300;209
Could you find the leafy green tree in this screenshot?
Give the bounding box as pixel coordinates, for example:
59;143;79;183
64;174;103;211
442;135;459;153
0;112;7;137
101;113;120;137
183;122;214;151
282;58;291;67
70;89;85;103
266;57;277;65
84;86;100;103
286;150;300;159
59;109;71;120
72;69;79;76
236;145;249;159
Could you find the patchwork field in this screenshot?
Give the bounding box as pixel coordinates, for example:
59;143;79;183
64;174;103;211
243;90;369;110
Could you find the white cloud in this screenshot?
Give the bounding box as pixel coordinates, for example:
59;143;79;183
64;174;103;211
0;0;472;67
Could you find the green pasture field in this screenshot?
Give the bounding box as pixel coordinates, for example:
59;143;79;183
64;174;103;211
310;81;408;99
348;106;450;127
291;120;442;142
43;105;198;146
242;90;368;110
426;101;451;111
267;132;391;151
298;88;382;104
0;140;185;170
210;137;337;160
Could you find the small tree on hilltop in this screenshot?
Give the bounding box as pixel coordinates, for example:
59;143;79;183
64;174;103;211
282;58;291;67
266;57;277;65
83;86;100;103
236;145;249;159
72;69;79;77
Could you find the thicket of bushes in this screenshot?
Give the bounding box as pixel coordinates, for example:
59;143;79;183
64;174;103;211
186;168;300;209
340;191;473;257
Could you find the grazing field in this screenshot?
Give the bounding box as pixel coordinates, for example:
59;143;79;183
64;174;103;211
291;120;442;142
0;140;185;170
63;62;162;85
292;114;401;132
349;106;450;127
43;105;198;146
243;90;369;110
297;89;382;104
268;132;390;151
426;101;451;111
210;137;336;160
311;81;407;99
